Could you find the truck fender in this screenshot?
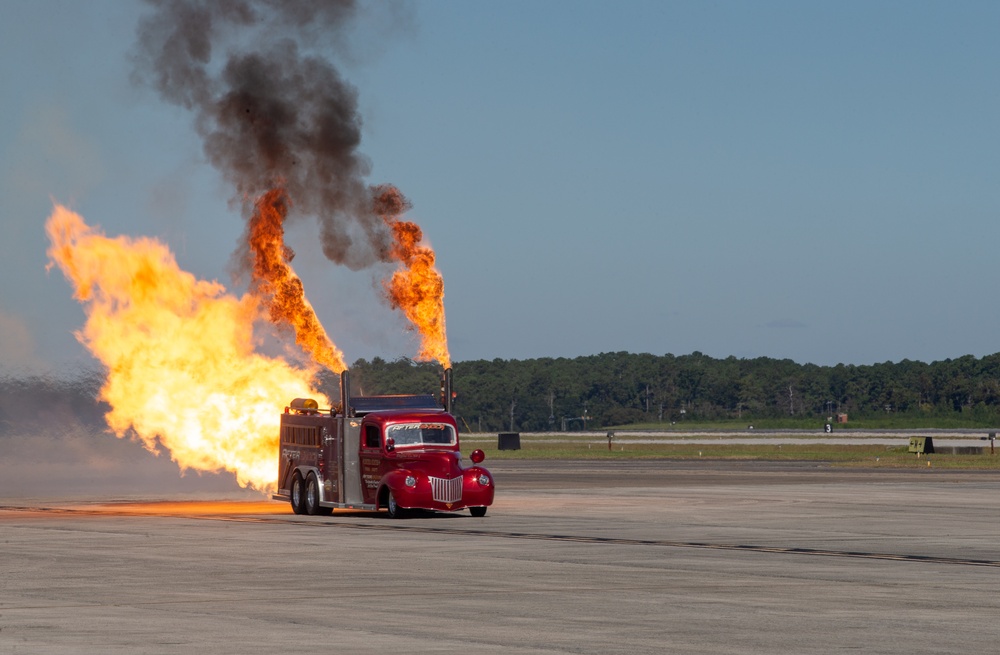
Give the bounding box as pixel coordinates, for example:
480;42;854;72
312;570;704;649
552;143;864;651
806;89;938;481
376;469;414;510
464;465;492;482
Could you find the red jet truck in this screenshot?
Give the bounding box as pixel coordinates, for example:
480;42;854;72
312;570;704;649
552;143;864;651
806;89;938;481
273;369;494;518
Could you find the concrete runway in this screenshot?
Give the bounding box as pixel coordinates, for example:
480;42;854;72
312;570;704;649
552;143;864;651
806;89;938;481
2;460;999;654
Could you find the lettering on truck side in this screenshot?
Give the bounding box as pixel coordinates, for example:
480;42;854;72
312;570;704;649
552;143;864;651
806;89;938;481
362;457;380;489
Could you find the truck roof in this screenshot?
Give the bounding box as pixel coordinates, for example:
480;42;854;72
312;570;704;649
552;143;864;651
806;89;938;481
351;394;441;416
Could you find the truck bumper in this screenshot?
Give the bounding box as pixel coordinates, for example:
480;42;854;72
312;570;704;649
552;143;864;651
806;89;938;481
392;475;494;512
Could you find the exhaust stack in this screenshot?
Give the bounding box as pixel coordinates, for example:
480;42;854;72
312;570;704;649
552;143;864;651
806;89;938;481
341;369;351;417
442;367;453;414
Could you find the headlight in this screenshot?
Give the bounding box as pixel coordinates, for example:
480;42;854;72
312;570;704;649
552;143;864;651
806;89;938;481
477;474;491;487
405;475;417;487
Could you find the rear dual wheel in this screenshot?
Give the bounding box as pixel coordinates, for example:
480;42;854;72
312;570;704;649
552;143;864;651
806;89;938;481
292;473;332;516
305;474;333;516
290;475;307;515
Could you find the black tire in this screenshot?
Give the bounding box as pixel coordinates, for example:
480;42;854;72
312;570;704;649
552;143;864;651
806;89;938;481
305;474;321;516
290;474;307;515
385;490;408;519
469;506;487;517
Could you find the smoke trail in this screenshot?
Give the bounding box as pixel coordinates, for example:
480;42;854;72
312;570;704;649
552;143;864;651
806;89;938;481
132;0;449;367
133;0;394;270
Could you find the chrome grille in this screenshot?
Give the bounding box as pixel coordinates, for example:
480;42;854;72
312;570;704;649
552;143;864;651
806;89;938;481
429;476;463;503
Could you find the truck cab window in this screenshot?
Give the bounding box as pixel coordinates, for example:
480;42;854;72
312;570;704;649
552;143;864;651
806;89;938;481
386;423;456;447
364;425;381;449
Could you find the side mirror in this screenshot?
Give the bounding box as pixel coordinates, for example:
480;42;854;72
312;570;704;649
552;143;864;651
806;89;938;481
385;437;395;452
470;449;485;464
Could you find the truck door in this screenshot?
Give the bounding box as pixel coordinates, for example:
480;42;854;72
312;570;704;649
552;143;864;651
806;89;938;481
321;420;341;503
342;419;364;506
359;423;382;505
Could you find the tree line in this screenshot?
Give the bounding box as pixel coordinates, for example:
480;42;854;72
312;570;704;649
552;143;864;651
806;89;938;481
5;350;998;435
345;351;1000;431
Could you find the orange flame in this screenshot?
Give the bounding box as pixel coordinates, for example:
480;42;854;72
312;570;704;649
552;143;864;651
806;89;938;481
374;186;450;368
45;204;326;490
248;188;347;373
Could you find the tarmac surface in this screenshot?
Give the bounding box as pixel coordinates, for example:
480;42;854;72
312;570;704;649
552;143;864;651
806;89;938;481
2;459;1000;654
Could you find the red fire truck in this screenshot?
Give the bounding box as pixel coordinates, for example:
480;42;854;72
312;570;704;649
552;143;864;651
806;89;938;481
273;369;494;518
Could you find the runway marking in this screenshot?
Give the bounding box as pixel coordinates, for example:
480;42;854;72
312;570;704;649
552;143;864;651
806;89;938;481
5;505;999;568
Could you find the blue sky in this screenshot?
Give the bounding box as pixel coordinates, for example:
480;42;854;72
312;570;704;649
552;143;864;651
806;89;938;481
1;0;998;373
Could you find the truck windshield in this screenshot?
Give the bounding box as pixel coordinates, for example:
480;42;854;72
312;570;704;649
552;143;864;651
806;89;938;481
387;422;456;447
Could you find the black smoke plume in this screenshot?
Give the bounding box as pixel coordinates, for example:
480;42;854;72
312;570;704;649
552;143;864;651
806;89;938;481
132;0;402;271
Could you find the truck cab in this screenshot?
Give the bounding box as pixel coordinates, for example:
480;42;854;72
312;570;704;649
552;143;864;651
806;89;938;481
273;369;494;518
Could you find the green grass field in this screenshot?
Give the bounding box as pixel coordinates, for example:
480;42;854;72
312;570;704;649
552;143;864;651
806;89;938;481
461;437;1000;469
609;416;1000;430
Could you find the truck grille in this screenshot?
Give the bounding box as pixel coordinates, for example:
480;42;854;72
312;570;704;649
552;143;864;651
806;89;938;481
429;476;463;504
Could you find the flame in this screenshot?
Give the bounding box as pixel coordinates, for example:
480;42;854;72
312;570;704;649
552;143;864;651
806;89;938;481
374;185;451;368
247;188;347;373
45;204;326;490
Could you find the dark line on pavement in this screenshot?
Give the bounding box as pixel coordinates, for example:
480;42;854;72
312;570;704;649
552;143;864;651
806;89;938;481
219;514;1000;568
7;506;999;568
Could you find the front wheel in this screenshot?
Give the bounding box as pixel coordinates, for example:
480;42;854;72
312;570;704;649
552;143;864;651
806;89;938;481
469;506;487;517
386;490;408;519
